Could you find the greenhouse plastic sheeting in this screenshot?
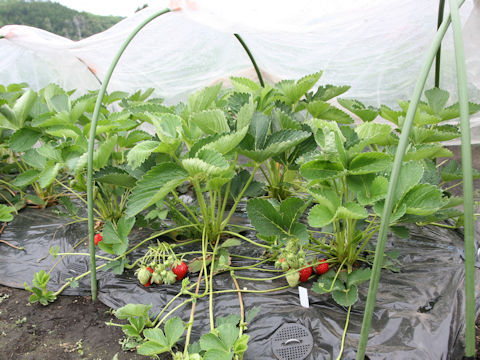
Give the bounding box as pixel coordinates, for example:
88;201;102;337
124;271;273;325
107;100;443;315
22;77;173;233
1;0;480;144
0;207;479;359
1;1;480;105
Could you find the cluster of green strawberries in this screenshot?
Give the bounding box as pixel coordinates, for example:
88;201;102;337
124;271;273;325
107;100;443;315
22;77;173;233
136;256;188;287
274;239;329;287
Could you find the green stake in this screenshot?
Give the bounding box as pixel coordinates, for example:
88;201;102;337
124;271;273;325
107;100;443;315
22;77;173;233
234;33;265;87
356;1;466;358
449;0;476;356
87;8;173;301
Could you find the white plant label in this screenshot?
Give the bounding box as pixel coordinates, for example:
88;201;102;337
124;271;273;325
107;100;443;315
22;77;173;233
298;286;309;308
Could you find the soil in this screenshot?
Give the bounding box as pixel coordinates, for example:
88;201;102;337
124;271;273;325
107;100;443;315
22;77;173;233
0;285;169;360
0;285;478;359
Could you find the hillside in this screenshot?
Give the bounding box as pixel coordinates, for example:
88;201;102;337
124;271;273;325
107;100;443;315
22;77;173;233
0;0;123;40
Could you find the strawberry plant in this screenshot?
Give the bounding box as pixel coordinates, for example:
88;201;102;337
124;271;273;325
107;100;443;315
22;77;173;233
109;300;259;360
7;74;477;359
24;270;57;306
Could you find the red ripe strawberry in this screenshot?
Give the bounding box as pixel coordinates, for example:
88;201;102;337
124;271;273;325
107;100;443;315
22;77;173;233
94;233;103;246
315;260;329;275
171;261;188;281
298;266;313;282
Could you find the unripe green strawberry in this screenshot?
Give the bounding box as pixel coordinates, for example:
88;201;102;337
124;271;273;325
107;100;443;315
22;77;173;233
156;263;165;272
164;270;177;285
151;271;163;285
286;272;300;287
137;266;152;285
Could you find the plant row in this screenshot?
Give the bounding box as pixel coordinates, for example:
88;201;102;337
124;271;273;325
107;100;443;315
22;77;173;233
2;73;479;359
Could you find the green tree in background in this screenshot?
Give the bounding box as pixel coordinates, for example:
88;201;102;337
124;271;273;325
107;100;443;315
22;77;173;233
0;0;123;40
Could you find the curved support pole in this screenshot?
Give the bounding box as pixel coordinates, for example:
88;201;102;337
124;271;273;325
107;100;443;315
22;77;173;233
449;0;475;356
234;33;265;87
435;0;446;88
356;1;466;358
86;8;172;301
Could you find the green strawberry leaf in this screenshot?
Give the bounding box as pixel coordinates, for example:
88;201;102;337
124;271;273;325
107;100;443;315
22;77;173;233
354;122;393;146
317;107;353;124
393;161;424;201
203;349;233;360
276;72;322;105
218;323;238;350
230;77;261;93
234;334;250;355
338;98;378;122
0;205;15;222
23;149;47;169
439;102;480;120
348;152;391;175
164;317;184;347
245;306;260;324
138;330;170;356
240;130;310;163
12;169;41;188
190;109;230;135
94;167;137;188
200;333;228;352
13;89;37;128
389;225;410;238
249;112;270;150
8;128;42;152
306;100;330;118
335;202;368;220
424;88;449;114
401;183;445;216
300;159;344;182
246;198;285;237
38;163;61;188
404;144;452;161
216;314;241;327
37;143;62;162
332;284;358;306
115;303;152;320
127;140;161;169
308;203;336;228
126;163;188;217
228;170;265;200
186;83;222;114
99;217;134;255
346;268;371;288
309;84;350;101
182;149;230;177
